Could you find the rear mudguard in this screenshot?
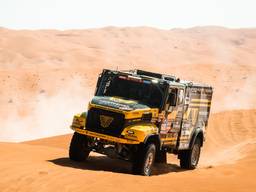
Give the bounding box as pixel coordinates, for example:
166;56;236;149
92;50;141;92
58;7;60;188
189;128;204;149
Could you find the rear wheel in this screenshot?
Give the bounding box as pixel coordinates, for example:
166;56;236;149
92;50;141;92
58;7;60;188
179;138;201;169
69;132;90;161
132;143;156;176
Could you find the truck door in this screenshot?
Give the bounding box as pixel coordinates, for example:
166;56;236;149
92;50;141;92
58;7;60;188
160;87;185;148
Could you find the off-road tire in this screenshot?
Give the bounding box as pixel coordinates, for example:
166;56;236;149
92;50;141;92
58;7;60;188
132;143;156;176
69;132;90;161
155;150;167;164
179;138;201;169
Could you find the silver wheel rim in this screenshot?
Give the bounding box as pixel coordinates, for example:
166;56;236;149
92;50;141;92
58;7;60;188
191;144;200;166
145;152;154;174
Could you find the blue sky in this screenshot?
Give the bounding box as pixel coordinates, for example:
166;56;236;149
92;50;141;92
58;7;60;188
0;0;255;29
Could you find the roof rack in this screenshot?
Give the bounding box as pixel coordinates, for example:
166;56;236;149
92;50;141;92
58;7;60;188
135;69;177;81
111;69;212;88
162;75;177;82
136;70;162;79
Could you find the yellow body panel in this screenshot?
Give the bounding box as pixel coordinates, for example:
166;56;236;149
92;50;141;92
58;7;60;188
70;113;158;144
121;123;158;142
189;103;211;107
191;99;211;103
71;114;86;128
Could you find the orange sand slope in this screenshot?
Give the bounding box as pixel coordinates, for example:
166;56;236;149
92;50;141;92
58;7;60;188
0;110;255;192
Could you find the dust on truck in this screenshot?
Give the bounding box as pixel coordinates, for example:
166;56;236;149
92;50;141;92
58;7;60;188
70;69;213;176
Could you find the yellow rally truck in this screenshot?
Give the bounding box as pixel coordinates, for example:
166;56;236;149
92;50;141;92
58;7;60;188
70;69;213;176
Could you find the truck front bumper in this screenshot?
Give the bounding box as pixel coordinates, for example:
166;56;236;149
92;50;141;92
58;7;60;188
71;126;140;144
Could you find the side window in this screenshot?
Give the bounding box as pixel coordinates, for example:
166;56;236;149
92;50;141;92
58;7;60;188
168;88;177;106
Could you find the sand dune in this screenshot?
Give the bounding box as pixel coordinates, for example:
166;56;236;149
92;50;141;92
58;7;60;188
201;110;256;166
0;27;256;191
0;110;255;191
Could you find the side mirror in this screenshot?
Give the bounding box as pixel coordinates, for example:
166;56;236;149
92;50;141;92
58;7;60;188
178;89;184;104
168;105;174;112
185;97;190;105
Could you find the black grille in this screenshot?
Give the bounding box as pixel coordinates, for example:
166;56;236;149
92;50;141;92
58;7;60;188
86;108;125;137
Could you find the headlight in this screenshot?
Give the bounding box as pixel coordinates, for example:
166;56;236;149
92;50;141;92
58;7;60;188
127;130;135;134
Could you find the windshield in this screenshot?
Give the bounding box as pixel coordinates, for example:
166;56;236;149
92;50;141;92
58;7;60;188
97;75;165;108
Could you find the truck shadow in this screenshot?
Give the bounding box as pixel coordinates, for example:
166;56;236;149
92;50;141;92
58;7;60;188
48;156;187;176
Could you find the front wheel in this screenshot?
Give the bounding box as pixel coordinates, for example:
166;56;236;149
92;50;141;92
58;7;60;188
179;138;201;169
69;132;90;161
132;143;156;176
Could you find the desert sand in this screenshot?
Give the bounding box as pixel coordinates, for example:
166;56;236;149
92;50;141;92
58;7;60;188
0;26;256;191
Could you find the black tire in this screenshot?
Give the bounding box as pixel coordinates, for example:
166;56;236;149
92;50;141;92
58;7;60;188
69;132;90;161
179;138;201;169
155;150;167;164
132;143;156;176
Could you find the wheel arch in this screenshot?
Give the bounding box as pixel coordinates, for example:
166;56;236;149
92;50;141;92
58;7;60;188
189;128;204;149
143;134;161;151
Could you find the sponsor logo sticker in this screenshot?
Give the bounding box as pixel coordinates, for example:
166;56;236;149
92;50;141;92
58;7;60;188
100;115;114;128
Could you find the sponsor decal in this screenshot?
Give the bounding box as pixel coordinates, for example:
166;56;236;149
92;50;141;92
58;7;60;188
100;115;114;128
